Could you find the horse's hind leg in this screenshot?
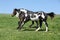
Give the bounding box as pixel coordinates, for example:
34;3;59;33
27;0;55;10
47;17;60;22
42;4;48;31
43;20;48;32
29;21;34;28
35;20;42;31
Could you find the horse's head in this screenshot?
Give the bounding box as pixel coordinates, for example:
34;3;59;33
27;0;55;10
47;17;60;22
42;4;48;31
11;8;20;17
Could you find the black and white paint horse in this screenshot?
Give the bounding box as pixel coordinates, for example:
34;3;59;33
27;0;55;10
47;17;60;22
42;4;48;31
11;8;55;32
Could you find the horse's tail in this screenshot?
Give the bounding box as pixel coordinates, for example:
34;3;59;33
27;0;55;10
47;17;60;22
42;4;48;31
47;12;55;19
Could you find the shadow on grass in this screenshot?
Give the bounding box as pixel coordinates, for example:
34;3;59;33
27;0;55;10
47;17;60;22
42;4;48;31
17;26;50;31
22;28;50;31
22;28;35;31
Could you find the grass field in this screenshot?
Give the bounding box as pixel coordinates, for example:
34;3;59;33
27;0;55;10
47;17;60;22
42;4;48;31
0;14;60;40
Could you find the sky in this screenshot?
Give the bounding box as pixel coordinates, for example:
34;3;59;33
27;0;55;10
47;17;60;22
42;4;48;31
0;0;60;14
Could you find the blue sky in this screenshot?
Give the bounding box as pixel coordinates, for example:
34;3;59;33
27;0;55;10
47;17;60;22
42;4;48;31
0;0;60;14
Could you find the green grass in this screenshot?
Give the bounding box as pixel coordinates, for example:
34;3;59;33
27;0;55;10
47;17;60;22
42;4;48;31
0;14;60;40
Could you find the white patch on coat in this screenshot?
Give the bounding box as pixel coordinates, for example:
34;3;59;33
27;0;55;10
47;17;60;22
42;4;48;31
35;27;41;31
20;9;27;17
24;18;26;21
15;12;19;17
41;12;45;19
25;13;27;17
30;14;40;21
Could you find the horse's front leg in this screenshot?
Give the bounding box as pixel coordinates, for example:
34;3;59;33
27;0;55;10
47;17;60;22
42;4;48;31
17;18;29;30
17;21;24;30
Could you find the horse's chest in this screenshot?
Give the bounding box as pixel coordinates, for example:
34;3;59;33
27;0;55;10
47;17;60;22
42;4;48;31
15;12;19;17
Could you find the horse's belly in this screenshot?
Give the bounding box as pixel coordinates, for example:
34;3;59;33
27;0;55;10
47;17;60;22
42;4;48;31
30;17;39;21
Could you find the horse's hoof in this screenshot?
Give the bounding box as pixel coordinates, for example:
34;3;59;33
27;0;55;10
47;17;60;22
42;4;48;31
35;30;39;31
45;31;48;32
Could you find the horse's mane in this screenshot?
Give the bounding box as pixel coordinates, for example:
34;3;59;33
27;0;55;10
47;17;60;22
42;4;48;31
19;8;34;12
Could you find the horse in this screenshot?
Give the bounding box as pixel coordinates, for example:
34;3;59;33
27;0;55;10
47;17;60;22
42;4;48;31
11;8;40;29
11;8;55;32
